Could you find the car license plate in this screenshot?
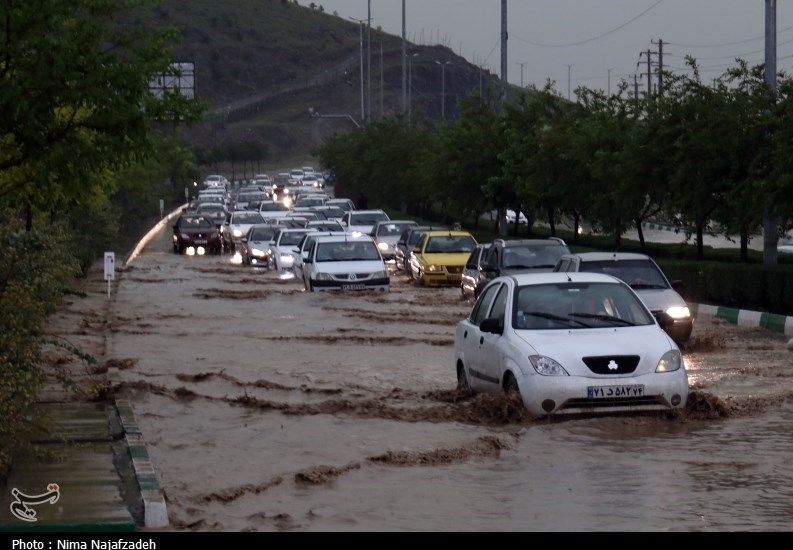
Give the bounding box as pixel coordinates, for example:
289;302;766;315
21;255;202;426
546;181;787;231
194;240;208;244
342;284;366;291
587;385;645;399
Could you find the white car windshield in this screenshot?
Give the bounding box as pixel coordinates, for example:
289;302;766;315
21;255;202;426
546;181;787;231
425;236;477;254
249;227;276;241
232;213;264;224
377;223;413;237
278;232;308;246
316;241;381;262
513;283;655;330
579;260;669;290
350;213;388;226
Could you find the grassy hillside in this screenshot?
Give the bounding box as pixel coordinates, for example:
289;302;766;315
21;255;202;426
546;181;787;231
137;0;499;162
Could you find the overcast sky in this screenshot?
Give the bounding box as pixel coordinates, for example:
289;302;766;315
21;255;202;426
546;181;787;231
310;0;792;93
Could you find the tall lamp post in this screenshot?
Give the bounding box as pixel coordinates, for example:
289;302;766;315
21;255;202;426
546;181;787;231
409;52;420;126
435;60;451;120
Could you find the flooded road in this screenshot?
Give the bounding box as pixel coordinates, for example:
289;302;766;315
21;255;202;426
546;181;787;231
106;227;793;531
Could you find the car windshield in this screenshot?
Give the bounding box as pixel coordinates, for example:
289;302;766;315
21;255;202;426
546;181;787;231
291;171;303;176
321;208;344;218
260;203;288;212
377;223;413;237
206;176;221;182
425;236;477;254
232;213;264;224
279;220;308;228
503;244;569;269
179;217;213;229
199;196;224;203
249;227;276;241
197;204;224;212
329;201;353;212
310;223;343;232
297;199;324;207
408;231;426;246
278;232;308;246
350;213;388;226
513;283;654;330
316;241;381;262
238;194;266;202
579;260;669;289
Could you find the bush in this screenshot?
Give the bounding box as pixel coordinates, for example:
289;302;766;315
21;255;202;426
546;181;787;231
0;214;79;476
657;260;793;315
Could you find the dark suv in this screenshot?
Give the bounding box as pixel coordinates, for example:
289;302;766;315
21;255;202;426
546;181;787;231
475;238;571;297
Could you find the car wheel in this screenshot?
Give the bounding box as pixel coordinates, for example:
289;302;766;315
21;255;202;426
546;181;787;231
457;364;471;393
503;372;520;395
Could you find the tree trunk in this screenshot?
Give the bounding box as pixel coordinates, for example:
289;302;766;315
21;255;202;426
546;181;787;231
573;212;581;244
613;218;621;250
635;218;646;252
740;227;749;263
696;221;705;260
547;209;556;237
25;201;33;232
513;207;521;236
525;213;534;237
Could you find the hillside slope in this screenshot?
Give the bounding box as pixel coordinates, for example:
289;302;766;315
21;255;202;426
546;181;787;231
140;0;500;161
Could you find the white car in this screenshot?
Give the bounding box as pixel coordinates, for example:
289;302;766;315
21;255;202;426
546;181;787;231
242;225;279;267
290;169;305;182
341;209;390;235
203;175;229;188
292;231;347;281
371;220;418;261
302;235;390;293
326;198;355;212
268;228;316;272
223;211;265;249
454;272;689;418
302;166;315;176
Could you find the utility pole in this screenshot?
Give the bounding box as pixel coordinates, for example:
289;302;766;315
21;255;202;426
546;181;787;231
367;0;372;123
646;49;652;96
633;74;639;102
565;64;574;101
380;41;384;119
516;62;527;88
501;0;508;101
350;17;366;122
479;67;483;96
764;0;778;264
436;60;451;120
402;0;407;114
652;38;664;95
608;68;614;95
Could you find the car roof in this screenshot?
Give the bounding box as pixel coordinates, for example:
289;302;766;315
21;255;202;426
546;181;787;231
375;220;416;226
497;239;567;247
349;209;386;214
423;230;475;238
510;272;625;285
314;234;375;244
562;252;651;262
277;227;315;233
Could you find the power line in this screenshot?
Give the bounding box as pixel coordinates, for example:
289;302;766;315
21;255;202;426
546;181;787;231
686;35;793;61
510;0;664;48
666;24;793;48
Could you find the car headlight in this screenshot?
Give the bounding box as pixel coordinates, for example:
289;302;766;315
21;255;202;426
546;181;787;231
377;242;389;251
233;229;243;238
372;271;388;279
280;254;294;265
172;234;178;241
529;355;569;376
656;349;683;373
219;225;226;233
666;306;691;320
252;248;266;258
315;273;333;281
284;188;290;194
426;265;444;273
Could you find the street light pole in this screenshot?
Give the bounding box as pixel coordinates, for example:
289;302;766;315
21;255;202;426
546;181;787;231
764;0;778;265
565;64;574;101
516;62;527;88
409;53;419;126
350;17;366;122
367;0;372;123
608;68;614;95
402;0;407;114
435;60;451;120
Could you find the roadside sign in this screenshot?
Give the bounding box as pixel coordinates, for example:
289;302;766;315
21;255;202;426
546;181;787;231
104;252;115;299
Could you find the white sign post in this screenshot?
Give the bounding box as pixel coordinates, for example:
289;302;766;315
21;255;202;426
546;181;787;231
159;199;165;219
104;252;115;299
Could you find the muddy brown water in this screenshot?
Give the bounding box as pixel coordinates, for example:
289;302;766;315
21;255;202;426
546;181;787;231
107;228;793;531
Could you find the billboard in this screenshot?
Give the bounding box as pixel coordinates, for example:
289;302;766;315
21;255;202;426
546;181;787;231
149;62;196;99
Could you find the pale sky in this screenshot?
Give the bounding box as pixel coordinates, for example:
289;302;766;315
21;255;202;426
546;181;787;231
310;0;792;93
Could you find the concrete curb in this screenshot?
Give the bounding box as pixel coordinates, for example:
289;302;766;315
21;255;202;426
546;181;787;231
125;203;187;267
116;400;168;528
692;303;793;337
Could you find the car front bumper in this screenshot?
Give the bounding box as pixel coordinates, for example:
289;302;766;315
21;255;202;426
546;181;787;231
311;277;390;292
665;318;693;343
422;271;464;286
516;369;689;418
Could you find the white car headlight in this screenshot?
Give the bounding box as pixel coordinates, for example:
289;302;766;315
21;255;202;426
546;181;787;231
280;254;294;266
315;273;333;281
378;242;389;251
232;229;243;238
666;306;691;320
251;248;266;258
426;265;444;273
529;355;569;376
656;349;683;373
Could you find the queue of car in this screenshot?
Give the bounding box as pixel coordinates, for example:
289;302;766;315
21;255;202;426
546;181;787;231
175;171;693;419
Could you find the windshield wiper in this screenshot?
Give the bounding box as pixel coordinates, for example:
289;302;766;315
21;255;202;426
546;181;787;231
521;311;591;328
568;313;636;326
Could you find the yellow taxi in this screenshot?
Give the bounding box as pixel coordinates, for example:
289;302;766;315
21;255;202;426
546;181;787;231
408;231;479;286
